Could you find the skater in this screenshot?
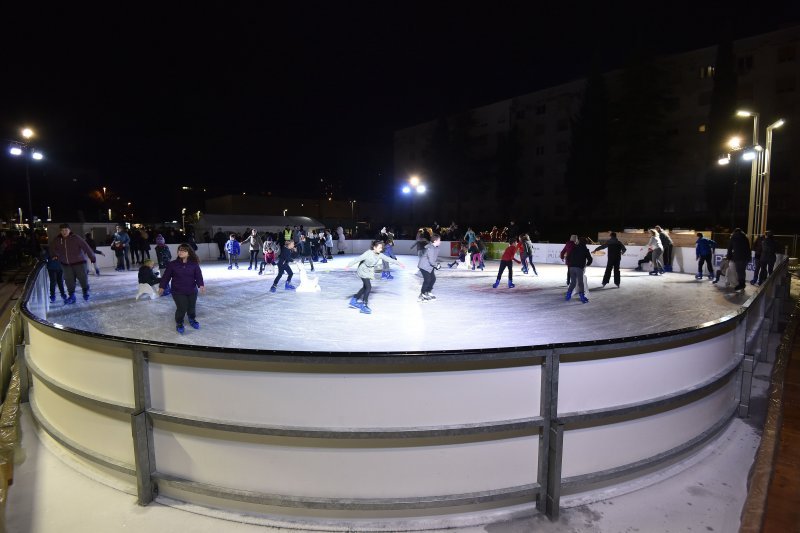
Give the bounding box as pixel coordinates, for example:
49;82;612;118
158;244;205;334
154;234;172;278
647;229;664;276
635;250;653;271
324;229;334;259
727;228;751;292
695;232;717;280
49;223;96;304
712;255;739;288
520;234;538;275
655;226;673;272
345;239;405;313
417;234;441;302
135;259;161;300
594;232;626;287
560;235;578;285
44;248;67;303
411;229;429;258
270;240;297;292
259;238;277;275
84;232;104;276
213;229;227;260
298;234;315;271
469;237;485;270
756;231;777;285
225;234;240;270
242;229;262;271
112;224;131;270
493;239;521;288
380;228;397;279
111;238;126;271
566;237;593;303
448;242;467;268
336;226;346;254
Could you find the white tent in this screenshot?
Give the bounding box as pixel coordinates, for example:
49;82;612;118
196;214;325;238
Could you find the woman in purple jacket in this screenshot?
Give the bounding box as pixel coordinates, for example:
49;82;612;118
158;243;205;334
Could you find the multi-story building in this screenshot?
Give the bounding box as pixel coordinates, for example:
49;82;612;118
393;25;799;233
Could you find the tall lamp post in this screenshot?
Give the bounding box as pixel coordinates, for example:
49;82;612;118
760;119;785;234
735;110;760;240
8;127;44;226
402;175;426;226
718;137;758;231
349;200;357;234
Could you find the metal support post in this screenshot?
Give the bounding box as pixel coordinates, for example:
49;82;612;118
736;319;754;418
545;423;564;520
537;350;557;514
131;348;156;505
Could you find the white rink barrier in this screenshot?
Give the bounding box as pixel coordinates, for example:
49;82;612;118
18;258;791;530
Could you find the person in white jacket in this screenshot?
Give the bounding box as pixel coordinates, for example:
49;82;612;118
647;229;664;276
336;226;346;254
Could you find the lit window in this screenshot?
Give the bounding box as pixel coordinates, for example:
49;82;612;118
698;124;707;132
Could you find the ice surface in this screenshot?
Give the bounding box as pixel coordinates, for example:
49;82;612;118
40;255;752;353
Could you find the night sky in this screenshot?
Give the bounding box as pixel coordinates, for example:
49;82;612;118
1;3;798;221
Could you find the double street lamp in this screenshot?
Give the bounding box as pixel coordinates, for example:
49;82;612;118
7;127;45;226
401;175;426;225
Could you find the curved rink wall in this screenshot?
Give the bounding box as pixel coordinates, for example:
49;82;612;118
18;259;791;529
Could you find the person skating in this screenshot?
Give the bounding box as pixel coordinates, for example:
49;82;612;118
379;227;397;279
84;232;104;276
44;248;67;303
270;240;297;293
242;229;262;271
448;243;467;269
594;231;627;287
154;234;172;282
560;235;578;285
635;250;653;272
49;223;96;304
417;234;441;302
345;239;405;313
469;237;485;270
225;234;240;270
258;238;276;275
493;239;522;288
566;237;593;303
727;228;751;292
158;244;205;334
756;231;777;285
695;232;717;280
135;259;161;300
655;226;673;272
646;229;664;276
298;234;315;271
520;234;538;275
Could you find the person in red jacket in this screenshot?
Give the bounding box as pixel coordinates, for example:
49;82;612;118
560;234;578;286
492;240;522;288
49;223;96;304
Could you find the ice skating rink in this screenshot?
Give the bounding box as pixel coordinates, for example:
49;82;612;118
41;254;752;352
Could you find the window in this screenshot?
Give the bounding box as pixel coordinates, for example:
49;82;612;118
699;65;715;79
515;110;526;120
698;91;712;106
534;123;546;136
535;104;546;115
535;146;545;156
557;119;569;132
737;55;754;74
556;141;569;154
698;124;707;133
776;76;797;94
777;45;796;63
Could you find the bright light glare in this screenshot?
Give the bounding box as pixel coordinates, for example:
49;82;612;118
21;128;34;139
402;186;411;194
718;156;730;165
416;185;426;193
32;151;43;160
736;110;753;117
409;176;420;186
743;151;756;161
727;137;741;149
9;147;22;156
770;119;785;129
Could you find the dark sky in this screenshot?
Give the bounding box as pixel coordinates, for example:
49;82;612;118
1;3;799;219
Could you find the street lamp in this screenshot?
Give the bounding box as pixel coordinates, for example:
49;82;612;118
736;110;760;240
401;175;426;224
760;118;785;234
718;137;759;231
7;127;45;226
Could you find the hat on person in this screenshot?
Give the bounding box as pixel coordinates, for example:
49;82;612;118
156;234;165;245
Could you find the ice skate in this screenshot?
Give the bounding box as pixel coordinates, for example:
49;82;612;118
579;293;589;304
565;291;572;301
349;297;363;309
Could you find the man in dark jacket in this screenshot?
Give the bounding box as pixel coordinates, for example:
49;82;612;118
49;223;96;303
594;232;627;287
566;237;593;303
727;228;751;292
695;233;717;280
756;231;778;285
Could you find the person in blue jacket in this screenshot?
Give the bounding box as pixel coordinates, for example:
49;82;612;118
224;234;240;270
695;232;717;280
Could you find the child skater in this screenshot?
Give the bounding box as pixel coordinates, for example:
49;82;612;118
44;248;67;303
380;227;397;280
493;239;522;288
158;244;205;334
520;234;538;275
135;259;161;300
346;238;405;314
712;254;739;288
418;234;442;301
270;240;297;293
259;237;276;275
448;242;467;268
154;234;172;281
84;232;104;276
225;234;240;270
298;234;315;271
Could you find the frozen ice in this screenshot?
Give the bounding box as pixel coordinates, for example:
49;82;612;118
40;255;752;353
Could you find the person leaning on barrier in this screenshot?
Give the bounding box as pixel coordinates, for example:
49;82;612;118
727;228;751;292
695;232;717;280
756;231;777;286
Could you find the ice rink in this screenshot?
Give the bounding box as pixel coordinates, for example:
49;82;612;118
41;254;753;352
